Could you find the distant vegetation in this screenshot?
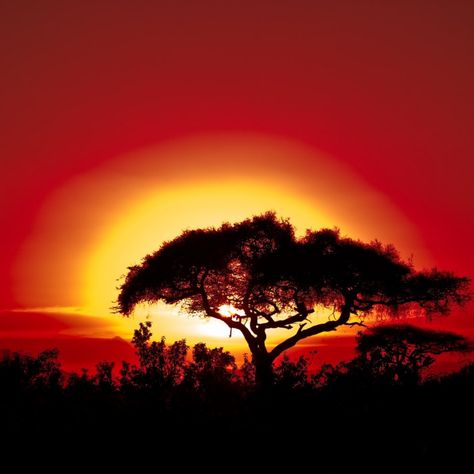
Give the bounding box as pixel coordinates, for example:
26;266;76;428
1;322;473;464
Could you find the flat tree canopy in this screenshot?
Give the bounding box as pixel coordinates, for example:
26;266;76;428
117;212;470;386
354;324;473;383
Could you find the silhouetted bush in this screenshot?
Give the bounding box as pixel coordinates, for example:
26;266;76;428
0;348;62;395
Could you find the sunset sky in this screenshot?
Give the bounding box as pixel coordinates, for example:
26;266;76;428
1;1;473;371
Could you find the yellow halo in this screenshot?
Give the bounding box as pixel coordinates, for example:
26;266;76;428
14;134;430;344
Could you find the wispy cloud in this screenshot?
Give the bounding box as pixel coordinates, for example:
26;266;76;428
0;307;126;339
11;306;90;315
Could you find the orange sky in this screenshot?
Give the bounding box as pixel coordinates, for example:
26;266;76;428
1;2;473;371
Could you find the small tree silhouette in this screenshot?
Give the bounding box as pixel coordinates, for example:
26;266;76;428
239;354;256;386
123;321;188;390
94;361;116;391
117;212;470;388
184;343;236;391
274;354;310;389
354;324;473;384
0;349;62;393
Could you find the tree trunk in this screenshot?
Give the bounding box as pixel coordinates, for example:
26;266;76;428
253;354;275;390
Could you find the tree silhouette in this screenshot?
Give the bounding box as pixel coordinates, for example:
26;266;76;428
274;354;310;389
354;324;473;384
94;361;116;391
0;348;62;394
117;212;470;387
184;343;236;391
120;321;188;390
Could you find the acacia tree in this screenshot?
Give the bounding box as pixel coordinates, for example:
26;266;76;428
354;324;472;384
117;212;470;387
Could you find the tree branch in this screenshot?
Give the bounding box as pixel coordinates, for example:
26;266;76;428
259;308;314;330
269;304;352;361
355;294;448;308
245;286;260;338
344;321;367;328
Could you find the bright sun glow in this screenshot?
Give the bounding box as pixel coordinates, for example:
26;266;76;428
218;304;246;318
197;318;244;339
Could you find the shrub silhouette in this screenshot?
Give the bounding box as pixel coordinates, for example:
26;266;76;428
182;343;237;400
0;348;62;394
274;354;311;390
122;321;188;390
94;361;116;391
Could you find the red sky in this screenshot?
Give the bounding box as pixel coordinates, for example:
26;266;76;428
1;1;473;371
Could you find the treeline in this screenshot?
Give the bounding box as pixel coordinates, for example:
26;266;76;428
2;322;472;394
0;321;309;396
1;323;474;465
